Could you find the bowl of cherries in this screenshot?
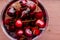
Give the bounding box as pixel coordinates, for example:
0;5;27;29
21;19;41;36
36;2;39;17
1;0;48;40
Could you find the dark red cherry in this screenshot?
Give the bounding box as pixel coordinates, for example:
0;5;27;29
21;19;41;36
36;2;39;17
16;11;21;16
27;1;36;11
32;28;40;35
25;27;32;37
36;20;45;28
7;7;16;17
19;0;27;7
35;12;43;19
21;11;27;19
4;19;11;25
16;30;23;37
9;25;15;32
15;19;22;28
30;4;36;11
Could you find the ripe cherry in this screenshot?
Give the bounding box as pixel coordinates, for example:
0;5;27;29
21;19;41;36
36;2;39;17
19;0;27;7
16;30;23;37
25;27;32;37
9;25;15;32
7;7;16;17
32;28;40;35
21;11;27;19
35;12;43;19
15;19;22;28
27;1;36;11
4;19;11;25
36;20;45;28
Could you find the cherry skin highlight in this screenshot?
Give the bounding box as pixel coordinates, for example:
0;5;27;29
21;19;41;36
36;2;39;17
15;19;22;28
25;27;32;37
32;28;40;35
16;30;23;37
7;7;16;17
36;20;45;28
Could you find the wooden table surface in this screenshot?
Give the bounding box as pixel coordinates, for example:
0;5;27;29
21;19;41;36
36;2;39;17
0;0;60;40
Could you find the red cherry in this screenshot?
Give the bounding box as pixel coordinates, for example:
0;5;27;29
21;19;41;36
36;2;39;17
9;25;15;32
25;27;32;37
15;19;22;28
27;1;36;11
7;7;16;17
36;20;45;28
16;11;22;16
35;12;43;19
19;0;27;7
21;10;28;19
21;12;27;19
16;30;23;37
4;19;11;25
32;28;40;35
30;4;36;11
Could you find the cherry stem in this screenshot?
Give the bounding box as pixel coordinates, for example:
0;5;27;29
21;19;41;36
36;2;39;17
22;19;36;22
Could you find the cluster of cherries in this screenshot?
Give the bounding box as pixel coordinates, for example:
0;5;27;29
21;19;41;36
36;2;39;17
3;0;47;40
